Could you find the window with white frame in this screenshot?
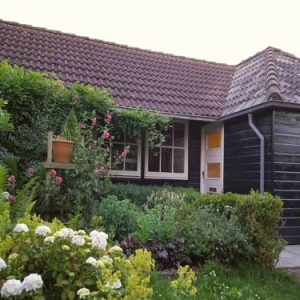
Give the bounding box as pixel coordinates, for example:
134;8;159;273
110;129;141;177
145;121;188;180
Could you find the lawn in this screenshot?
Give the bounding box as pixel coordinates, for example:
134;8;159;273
151;263;300;300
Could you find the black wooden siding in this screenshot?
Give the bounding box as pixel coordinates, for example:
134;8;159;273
273;111;300;244
224;111;273;194
224;109;300;244
113;120;202;190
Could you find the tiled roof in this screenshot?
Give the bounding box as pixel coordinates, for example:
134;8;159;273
1;20;300;119
223;47;300;116
0;20;234;119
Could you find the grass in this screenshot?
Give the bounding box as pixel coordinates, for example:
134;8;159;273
151;263;300;300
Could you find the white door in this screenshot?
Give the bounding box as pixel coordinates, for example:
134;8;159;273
201;122;224;194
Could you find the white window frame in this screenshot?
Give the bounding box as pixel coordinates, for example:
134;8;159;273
144;120;189;180
110;138;142;178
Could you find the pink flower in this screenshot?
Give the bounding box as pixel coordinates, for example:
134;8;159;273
91;117;97;127
26;167;34;177
121;145;130;157
8;195;16;205
105;114;112;123
79;123;86;130
88;143;93;151
102;130;110;139
7;175;16;188
49;169;57;178
54;176;63;185
95;166;107;175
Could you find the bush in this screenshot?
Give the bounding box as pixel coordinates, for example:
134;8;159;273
134;205;177;244
180;206;254;264
0;215;154;299
179;191;285;267
92;195;139;241
108;183;198;206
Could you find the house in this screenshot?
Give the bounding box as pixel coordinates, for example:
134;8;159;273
1;20;300;244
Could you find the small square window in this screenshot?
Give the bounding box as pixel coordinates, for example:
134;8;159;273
207;132;221;149
207;163;221;178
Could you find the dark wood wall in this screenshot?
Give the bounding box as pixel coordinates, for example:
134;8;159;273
273;110;300;244
224;111;273;194
224;109;300;244
113;120;202;190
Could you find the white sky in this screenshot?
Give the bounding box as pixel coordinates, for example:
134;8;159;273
1;0;300;65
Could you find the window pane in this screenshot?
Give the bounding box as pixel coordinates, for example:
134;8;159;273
113;126;124;142
174;123;185;147
125;145;138;171
174;149;184;173
148;147;160;172
161;148;172;172
163;127;172;146
207;132;221;149
207;163;221;178
126;131;136;143
111;143;124;170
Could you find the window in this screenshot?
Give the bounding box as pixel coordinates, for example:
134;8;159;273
207;162;221;178
110;129;141;177
207;131;221;149
145;121;188;180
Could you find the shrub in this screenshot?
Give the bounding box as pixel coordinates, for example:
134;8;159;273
108;183;197;206
179;191;285;267
180;206;254;264
134;205;177;243
122;235;191;270
0;215;154;299
92;195;139;241
145;189;185;209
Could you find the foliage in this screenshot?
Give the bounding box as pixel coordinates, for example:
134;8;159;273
9;178;38;224
170;265;197;299
92;195;139;241
0;216;154;299
145;189;185;209
134;205;177;244
108;183;195;206
60;109;81;142
0;99;13;132
122;235;191;270
201;262;261;300
179;191;285;267
180;206;254;264
151;262;300;300
115;109;170;145
0;61;170;172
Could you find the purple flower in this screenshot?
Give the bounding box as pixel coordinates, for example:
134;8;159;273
7;175;16;188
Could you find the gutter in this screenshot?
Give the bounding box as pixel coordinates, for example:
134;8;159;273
248;113;264;194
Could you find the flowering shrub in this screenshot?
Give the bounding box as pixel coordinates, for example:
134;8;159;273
0;218;154;299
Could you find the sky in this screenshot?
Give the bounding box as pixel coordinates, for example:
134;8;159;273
1;0;300;65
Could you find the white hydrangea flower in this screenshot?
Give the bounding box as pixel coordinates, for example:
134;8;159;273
89;230;108;240
110;279;122;289
2;192;10;200
0;257;7;271
44;236;55;244
95;260;105;268
35;225;51;236
101;255;113;265
62;245;70;251
85;257;97;266
109;246;123;254
77;287;91;299
1;279;23;298
55;228;75;239
13;223;29;233
71;235;85;246
91;236;107;250
22;273;43;292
